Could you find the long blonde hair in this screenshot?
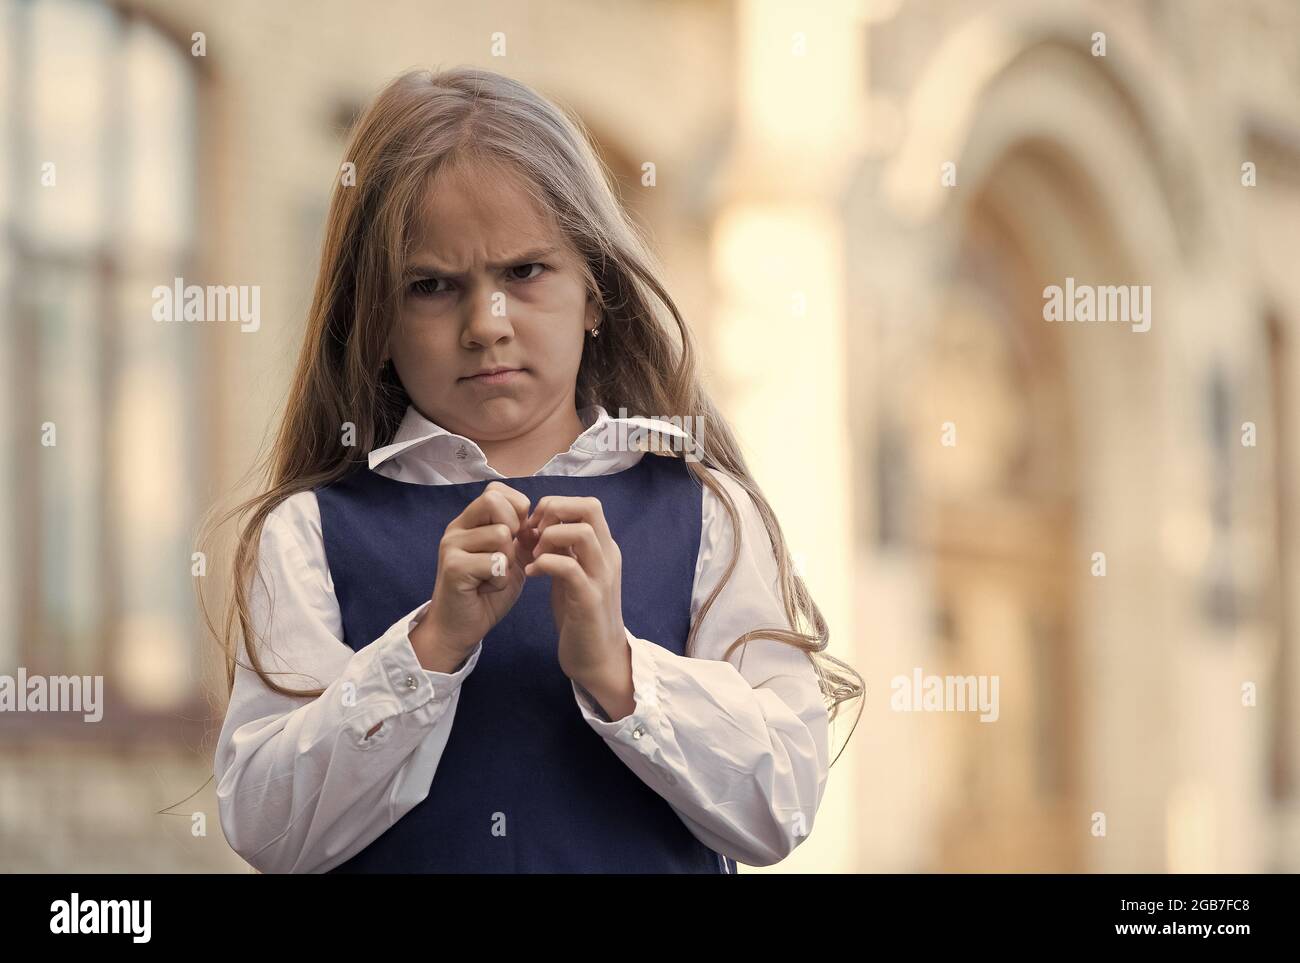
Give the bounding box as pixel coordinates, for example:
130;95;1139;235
201;66;863;761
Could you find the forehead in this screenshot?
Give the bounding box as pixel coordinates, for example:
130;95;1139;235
407;157;559;258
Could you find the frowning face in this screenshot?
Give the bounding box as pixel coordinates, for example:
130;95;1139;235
387;157;598;447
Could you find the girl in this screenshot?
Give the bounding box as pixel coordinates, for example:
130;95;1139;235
209;66;862;874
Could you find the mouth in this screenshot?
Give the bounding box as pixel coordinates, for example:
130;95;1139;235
460;367;525;386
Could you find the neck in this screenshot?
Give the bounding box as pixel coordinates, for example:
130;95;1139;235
476;403;587;477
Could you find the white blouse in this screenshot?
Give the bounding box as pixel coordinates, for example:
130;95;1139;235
213;403;830;873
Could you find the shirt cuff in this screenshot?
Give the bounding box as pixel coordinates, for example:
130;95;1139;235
571;626;665;747
370;601;482;710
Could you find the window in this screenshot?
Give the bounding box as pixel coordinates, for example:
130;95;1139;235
0;0;204;728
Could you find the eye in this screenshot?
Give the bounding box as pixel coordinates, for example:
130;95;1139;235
408;277;450;298
507;262;547;282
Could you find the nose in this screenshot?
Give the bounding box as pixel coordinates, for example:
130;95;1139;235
460;284;514;349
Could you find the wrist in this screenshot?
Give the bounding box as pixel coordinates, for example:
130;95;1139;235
574;637;636;720
409;613;471;674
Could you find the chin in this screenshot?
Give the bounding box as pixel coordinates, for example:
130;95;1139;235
466;396;532;433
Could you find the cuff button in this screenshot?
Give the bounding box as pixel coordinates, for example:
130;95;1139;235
404;674;418;691
631;723;646;740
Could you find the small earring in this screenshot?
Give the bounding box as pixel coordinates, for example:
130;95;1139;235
590;316;601;338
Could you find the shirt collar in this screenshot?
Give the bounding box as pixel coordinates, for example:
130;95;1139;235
368;403;696;473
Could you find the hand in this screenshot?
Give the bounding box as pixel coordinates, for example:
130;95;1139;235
410;481;537;672
522;495;629;690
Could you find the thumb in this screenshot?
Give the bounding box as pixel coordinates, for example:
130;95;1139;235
515;520;539;570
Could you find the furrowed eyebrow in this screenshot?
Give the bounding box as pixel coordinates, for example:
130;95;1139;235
404;247;558;279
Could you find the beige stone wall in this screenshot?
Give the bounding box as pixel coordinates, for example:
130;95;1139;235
4;0;1299;873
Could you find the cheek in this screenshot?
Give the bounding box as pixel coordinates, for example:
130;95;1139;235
517;316;585;372
395;305;450;347
390;314;457;378
520;283;589;348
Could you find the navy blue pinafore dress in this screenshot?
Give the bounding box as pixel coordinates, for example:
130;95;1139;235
315;451;737;874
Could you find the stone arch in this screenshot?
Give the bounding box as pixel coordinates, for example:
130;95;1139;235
846;12;1196;869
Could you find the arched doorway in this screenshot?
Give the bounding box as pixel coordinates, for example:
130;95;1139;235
848;25;1188;869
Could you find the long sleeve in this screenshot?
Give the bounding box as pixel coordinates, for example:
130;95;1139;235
571;468;830;867
213;491;482;874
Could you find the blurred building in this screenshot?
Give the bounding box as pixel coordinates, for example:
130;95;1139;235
1;0;1297;872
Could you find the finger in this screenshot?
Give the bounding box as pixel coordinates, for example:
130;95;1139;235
531;522;605;577
444;547;514;594
476;550;513;594
524;552;596;600
513;518;541;569
453;486;528;535
527;495;613;548
484;481;531;526
444;522;515;556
